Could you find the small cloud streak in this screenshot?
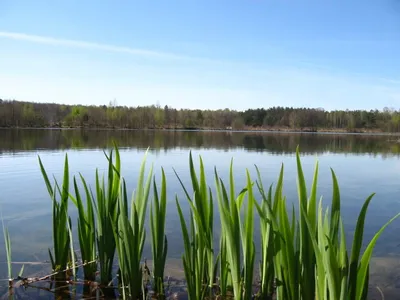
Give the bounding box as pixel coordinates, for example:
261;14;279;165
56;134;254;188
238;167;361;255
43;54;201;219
2;31;397;86
0;31;193;60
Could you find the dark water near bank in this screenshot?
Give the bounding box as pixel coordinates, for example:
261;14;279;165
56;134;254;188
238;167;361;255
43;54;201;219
1;129;400;297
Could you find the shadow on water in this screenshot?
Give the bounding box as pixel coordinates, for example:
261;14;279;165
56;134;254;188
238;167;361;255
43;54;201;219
1;257;399;299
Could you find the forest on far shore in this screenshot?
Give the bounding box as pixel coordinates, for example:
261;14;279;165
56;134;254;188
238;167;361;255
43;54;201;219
1;98;400;132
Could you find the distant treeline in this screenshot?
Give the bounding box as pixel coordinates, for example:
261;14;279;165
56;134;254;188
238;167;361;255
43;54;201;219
1;99;400;132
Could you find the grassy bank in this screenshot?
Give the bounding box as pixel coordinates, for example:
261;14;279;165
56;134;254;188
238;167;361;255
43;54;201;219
2;145;400;299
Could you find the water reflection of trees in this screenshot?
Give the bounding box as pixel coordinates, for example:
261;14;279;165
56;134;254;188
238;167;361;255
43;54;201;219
0;129;399;157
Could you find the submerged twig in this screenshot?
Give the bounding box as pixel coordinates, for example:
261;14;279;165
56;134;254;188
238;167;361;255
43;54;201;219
376;286;385;300
21;259;97;284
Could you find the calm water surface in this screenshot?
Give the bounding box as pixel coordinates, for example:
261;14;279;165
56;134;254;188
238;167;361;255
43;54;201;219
1;129;400;296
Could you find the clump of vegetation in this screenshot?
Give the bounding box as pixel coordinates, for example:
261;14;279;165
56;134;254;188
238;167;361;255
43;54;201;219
70;173;97;281
113;150;153;299
175;153;217;299
214;162;256;300
1;145;399;300
39;155;74;278
91;147;122;287
252;150;400;300
150;168;168;297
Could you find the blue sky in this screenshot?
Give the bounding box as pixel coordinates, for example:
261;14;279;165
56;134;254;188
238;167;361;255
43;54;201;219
0;0;399;111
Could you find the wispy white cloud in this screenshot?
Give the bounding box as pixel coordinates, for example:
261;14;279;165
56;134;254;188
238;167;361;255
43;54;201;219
2;31;398;87
0;31;198;61
1;30;399;109
0;31;347;73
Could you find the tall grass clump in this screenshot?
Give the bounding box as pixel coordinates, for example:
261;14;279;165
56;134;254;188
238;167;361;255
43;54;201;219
27;145;400;300
255;147;400;300
70;174;96;281
39;154;73;275
301;178;400;300
253;164;281;300
254;155;308;299
214;161;255;300
94;147;122;286
150;168;168;296
113;149;153;299
175;152;216;300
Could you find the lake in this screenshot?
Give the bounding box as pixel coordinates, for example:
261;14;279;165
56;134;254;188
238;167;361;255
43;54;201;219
1;129;400;298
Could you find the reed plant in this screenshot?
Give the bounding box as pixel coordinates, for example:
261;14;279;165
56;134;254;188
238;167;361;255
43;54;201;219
218;226;230;298
113;150;153;299
175;152;217;300
27;145;400;300
150;168;168;296
2;221;12;282
253;164;280;299
302;181;400;300
93;147;122;286
254;154;310;299
214;161;255;300
2;217;24;284
39;154;72;275
254;147;400;300
70;174;96;281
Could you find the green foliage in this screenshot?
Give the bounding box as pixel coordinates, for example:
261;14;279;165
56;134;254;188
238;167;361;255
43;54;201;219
113;147;153;299
3;98;400;132
214;162;255;300
254;165;279;299
39;154;72;274
94;146;122;285
22;103;36;127
64;105;89;127
2;220;12;280
175;152;216;300
70;174;97;281
23;145;400;300
254;146;400;300
231;116;245;129
2;217;24;281
154;108;165;128
150;168;168;295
